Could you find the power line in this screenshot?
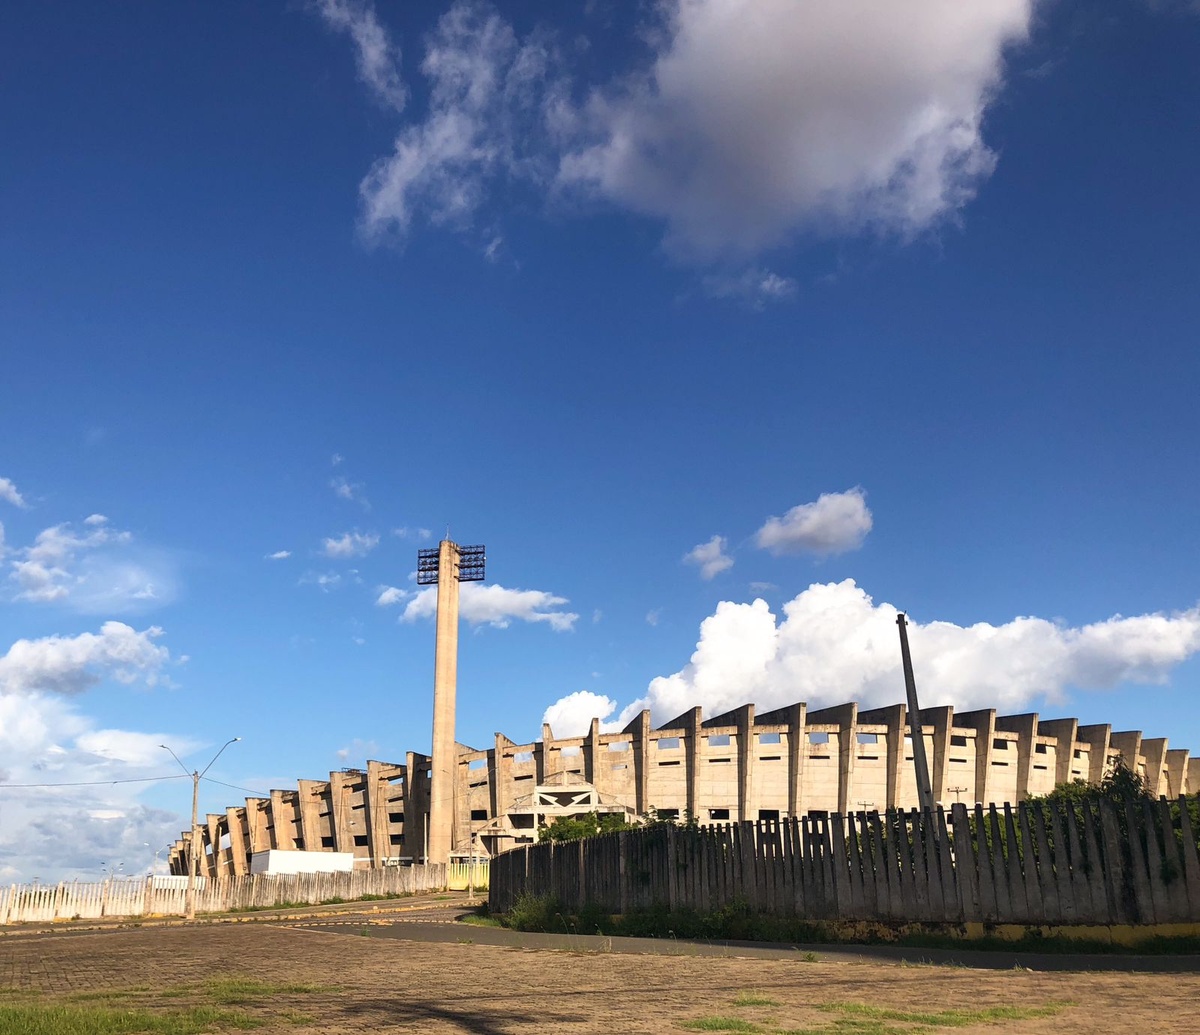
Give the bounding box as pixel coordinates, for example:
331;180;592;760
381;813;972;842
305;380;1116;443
201;776;269;798
0;773;191;790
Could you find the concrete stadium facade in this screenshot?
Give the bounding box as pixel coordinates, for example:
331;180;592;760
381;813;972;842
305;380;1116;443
169;699;1199;878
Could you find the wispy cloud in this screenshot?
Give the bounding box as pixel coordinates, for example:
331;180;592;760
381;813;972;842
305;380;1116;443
321;531;379;558
0;476;28;509
313;0;407;111
265;550;292;561
331;476;369;508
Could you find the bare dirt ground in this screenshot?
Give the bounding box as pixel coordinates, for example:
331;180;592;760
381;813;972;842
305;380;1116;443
2;918;1200;1034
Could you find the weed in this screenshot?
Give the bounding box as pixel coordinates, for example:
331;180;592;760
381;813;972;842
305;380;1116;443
680;1018;761;1032
0;1002;263;1033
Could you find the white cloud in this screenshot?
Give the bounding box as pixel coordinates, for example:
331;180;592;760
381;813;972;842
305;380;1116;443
6;518;178;614
562;0;1032;259
0;691;195;881
566;580;1200;730
683;534;734;579
321;531;379;558
266;550;292;560
314;0;407;111
756;487;873;556
336;737;380;761
701;267;797;308
375;585;408;606
331;476;369;507
356;1;568;244
0;476;27;508
0;622;172;696
324;1;1032;264
646;608;662;627
300;570;343;592
542;690;618;739
402;581;578;630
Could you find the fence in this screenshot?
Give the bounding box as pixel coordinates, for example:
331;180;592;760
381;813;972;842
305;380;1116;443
0;862;460;924
489;798;1200;927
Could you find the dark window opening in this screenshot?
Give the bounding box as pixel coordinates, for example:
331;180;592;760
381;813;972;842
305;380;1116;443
389;834;404;845
389;812;404;824
709;808;730;820
320;836;335;848
950;735;968;747
470;809;488;821
353;835;369;847
758;809;780;821
655;808;680;820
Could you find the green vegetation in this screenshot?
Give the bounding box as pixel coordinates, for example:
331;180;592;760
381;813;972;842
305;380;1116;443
680;1018;762;1032
0;1002;262;1034
495;893;1200;953
0;976;334;1035
819;1002;1064;1027
542;810;638;842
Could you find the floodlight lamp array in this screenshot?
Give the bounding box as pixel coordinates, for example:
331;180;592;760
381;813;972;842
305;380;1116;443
456;544;486;582
416;548;440;585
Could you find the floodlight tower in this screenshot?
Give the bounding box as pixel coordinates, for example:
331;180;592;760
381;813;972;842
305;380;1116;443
417;539;485;866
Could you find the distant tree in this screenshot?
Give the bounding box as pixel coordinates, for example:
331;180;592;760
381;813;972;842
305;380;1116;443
1028;756;1150;809
542;811;635;843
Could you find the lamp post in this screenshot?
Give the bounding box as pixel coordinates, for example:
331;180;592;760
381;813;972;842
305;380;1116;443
161;737;241;920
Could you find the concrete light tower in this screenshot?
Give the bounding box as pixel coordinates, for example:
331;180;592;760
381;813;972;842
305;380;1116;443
417;539;485;866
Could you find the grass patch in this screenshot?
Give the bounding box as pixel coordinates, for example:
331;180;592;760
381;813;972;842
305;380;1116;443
0;1002;261;1034
680;1018;761;1032
198;977;330;1006
819;1001;1067;1028
732;993;779;1007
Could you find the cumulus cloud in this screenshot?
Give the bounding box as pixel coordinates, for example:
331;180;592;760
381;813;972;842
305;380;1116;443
320;1;1034;263
314;0;407;110
0;691;196;881
683;535;734;579
542;690;618;739
402;581;578;630
0;476;28;508
562;0;1032;259
321;531;379;558
6;517;178;614
756;488;873;556
0;622;173;696
557;580;1200;730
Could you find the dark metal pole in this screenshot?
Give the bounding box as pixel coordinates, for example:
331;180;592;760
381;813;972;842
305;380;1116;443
896;613;935;813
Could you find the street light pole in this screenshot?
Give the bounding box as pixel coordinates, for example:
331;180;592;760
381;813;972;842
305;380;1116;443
161;737;241;920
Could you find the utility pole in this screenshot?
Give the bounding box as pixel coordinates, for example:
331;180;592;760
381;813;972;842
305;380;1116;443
947;786;967;804
896;613;935;813
161;738;241;920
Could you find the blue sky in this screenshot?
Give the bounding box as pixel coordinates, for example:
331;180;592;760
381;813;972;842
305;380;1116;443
2;0;1199;880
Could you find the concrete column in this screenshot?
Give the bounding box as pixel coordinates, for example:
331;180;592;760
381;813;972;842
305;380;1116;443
1165;749;1190;798
757;703;805;816
625;709;652;815
328;772;355;854
1038;718;1079;787
1110;730;1144;778
492;734;515;818
269;789;295;850
661;707;703;820
364;761;387;867
809;703;856;815
1187;757;1200;797
429;539;462;866
923;706;955;805
1141;738;1168;796
860;704;905;809
996;713;1039;800
226;807;248;875
1076;724;1112;784
734;705;756;821
297;779;326;852
406;750;431;862
956;709;997;806
584;718;601;786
